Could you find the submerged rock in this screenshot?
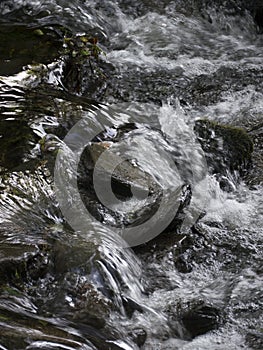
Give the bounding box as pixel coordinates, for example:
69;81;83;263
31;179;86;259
0;221;132;349
87;141;157;201
182;66;263;108
71;281;112;329
0;224;50;285
77;122;192;245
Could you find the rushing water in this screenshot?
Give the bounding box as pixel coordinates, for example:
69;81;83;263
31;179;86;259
0;1;262;349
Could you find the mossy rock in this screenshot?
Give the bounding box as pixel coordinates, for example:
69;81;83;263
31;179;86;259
194;119;253;177
0;25;63;75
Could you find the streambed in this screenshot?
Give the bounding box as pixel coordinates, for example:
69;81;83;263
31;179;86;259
0;1;262;349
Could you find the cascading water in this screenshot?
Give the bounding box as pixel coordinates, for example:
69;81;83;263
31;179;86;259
0;0;262;349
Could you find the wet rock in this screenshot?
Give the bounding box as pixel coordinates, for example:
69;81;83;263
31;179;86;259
77;122;193;244
32;237;114;327
0;309;97;350
122;296;144;318
129;328;147;347
254;7;263;32
25;341;95;350
0;25;63;76
87;141;159;201
133;187;192;257
51;236;98;276
181;302;220;338
164;184;192;233
168;300;221;340
77;127;163;229
106;68;186;104
0;215;115;337
0;119;37;171
71;281;112;329
9;233;128;349
186;0;263;34
238;0;263;33
194;119;253;178
0;226;50;285
174;251;193;273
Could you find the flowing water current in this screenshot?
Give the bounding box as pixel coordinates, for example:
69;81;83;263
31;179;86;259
0;1;262;349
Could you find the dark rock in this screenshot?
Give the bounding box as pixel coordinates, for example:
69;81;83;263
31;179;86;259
77;124;164;232
34;237;116;329
244;120;263;186
25;341;95;350
0;25;63;76
86;141;158;202
164;184;192;233
61;34;114;98
190;0;263;33
171;230;203;273
122;296;144;318
0;226;50;285
238;0;263;33
105;68;186;105
182;67;263;107
194;119;253;179
78;140;162;229
77;122;194;246
71;281;111;329
133;186;192;256
246;331;263;350
129;328;147;347
0;119;37;171
181;303;220;338
168;300;221;340
254;7;263;32
0;308;97;350
174;253;193;273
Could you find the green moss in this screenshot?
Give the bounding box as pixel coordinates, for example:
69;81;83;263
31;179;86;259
0;314;10;321
33;29;44;37
1;285;21;297
194;119;253;175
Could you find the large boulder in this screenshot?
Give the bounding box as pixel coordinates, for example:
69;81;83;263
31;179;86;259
77;123;192;244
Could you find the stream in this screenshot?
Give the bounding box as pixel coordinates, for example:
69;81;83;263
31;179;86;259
0;1;262;349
